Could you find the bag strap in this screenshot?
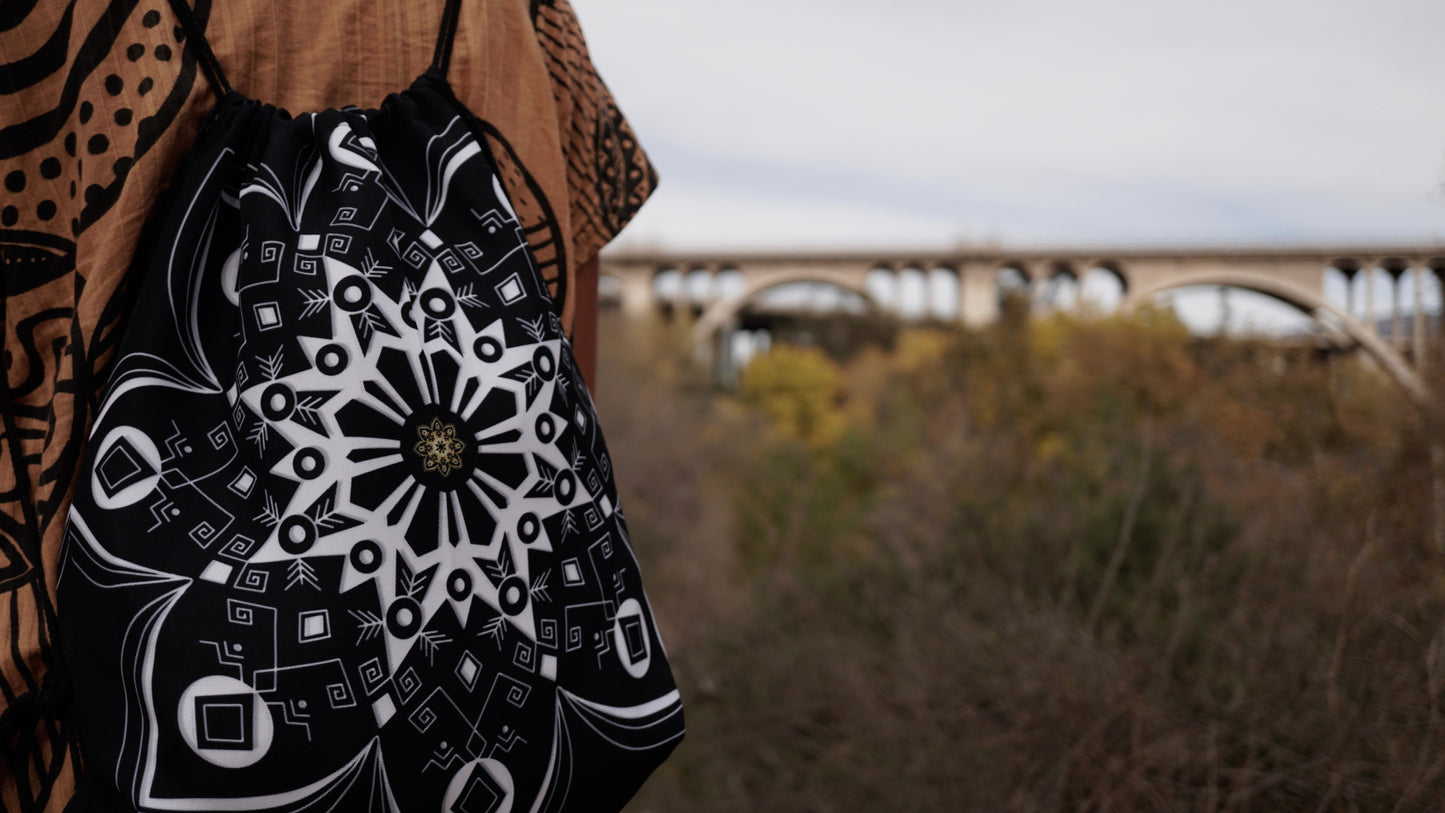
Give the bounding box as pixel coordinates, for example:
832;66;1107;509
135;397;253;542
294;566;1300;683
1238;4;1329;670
431;0;465;77
166;0;232;100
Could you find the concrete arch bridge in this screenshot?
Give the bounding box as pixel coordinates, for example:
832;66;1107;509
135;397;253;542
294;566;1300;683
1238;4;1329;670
600;246;1445;403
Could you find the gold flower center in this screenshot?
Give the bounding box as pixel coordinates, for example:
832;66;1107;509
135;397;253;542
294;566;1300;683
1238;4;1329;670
414;418;466;477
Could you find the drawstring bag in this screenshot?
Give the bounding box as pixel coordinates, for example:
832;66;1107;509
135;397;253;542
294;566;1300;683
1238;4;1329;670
56;1;683;810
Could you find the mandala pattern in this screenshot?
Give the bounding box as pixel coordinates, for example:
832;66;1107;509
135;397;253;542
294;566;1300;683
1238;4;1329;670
56;69;681;812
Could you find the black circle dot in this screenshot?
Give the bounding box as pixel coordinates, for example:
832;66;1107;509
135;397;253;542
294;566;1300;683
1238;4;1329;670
473;336;503;362
114;108;133;126
104;74;123;96
125;43;145;61
278;516;316;555
137;77;154;96
63;132;76;156
142;9;160;27
84;184;104;206
333;277;372;312
518;512;540;544
498;576;528;615
78;101;93;124
315;343;349;375
173;25;185;41
349;540;383;574
261;383;295;420
154;44;171;61
1;207;17;227
447;569;473;601
420;289;455;319
293;448;326;480
39;158;60;179
87;134;109;155
386;598;423;638
4;171;24;193
533;347;555;380
555;470;576;504
535;414;555;443
36;201;55;221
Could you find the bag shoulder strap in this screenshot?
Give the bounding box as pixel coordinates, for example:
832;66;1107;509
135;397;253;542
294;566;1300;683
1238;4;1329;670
431;0;465;77
166;0;231;101
169;0;464;101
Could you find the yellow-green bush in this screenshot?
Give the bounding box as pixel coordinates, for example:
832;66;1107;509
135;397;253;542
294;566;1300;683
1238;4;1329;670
738;344;847;449
597;310;1443;813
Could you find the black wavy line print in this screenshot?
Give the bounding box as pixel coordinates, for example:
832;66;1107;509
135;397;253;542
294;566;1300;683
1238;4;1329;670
78;0;208;234
0;0;41;33
0;0;222;807
0;3;75;95
0;0;136;160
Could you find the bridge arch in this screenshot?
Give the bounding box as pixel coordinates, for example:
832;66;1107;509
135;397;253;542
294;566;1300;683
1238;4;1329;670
994;262;1033;312
896;265;928;320
1038;261;1080;312
651;267;684;311
1122;271;1427;404
1079;261;1128;312
690;269;884;345
865;266;899;311
928;266;961;320
684;267;715;306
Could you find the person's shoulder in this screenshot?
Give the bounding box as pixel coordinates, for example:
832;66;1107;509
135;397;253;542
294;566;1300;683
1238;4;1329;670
529;1;660;262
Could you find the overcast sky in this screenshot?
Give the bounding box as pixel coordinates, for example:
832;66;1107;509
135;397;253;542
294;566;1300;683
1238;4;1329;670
574;0;1445;253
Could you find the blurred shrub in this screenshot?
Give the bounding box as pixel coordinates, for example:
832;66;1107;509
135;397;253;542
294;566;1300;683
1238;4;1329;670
739;344;847;449
597;309;1443;813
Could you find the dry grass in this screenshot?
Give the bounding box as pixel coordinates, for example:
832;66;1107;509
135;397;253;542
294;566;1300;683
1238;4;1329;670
597;311;1445;812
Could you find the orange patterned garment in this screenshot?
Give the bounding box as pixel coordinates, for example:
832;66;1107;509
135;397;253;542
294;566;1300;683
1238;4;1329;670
0;2;656;809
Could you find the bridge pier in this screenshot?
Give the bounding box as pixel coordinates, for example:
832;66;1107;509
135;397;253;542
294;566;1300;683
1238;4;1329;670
1385;263;1408;353
1415;265;1428;368
961;265;1000;327
713;313;741;388
1364;260;1378;337
616;271;657;320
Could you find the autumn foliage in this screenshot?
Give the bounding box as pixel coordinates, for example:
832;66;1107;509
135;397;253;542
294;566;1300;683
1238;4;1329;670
599;308;1444;812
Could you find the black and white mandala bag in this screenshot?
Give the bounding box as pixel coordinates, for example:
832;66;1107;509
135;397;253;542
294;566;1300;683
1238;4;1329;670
56;2;683;810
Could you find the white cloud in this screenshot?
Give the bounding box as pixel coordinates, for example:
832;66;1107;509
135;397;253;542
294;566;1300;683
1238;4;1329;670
609;184;966;252
574;0;1445;249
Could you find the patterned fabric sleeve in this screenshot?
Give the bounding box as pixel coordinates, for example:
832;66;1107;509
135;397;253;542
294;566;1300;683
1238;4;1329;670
530;0;659;264
0;3;661;808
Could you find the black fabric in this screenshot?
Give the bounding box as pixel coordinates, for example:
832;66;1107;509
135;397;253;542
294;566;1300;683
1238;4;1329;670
56;5;682;811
